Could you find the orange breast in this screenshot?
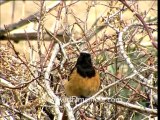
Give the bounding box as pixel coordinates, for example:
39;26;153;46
64;68;100;97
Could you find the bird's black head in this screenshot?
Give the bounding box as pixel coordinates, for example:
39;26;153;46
76;52;92;67
76;52;95;78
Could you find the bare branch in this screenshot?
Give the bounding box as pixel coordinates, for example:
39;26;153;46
119;0;157;49
44;43;62;120
2;103;36;120
0;1;61;36
96;97;157;116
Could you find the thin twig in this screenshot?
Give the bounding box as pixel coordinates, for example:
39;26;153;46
119;0;157;49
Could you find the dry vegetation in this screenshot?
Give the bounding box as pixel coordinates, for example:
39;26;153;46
0;1;157;120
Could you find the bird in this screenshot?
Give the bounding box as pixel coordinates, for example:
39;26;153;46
44;52;100;120
64;51;100;98
62;52;100;120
